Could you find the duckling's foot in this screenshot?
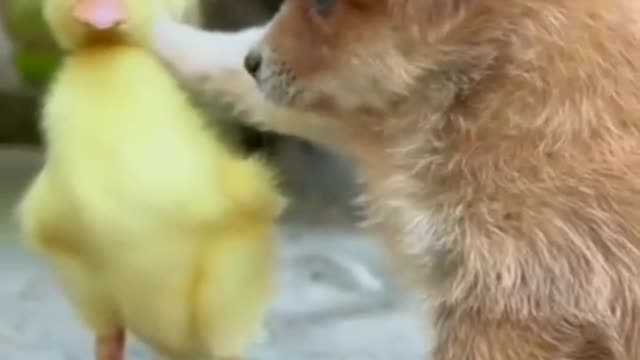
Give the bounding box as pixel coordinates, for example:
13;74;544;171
96;329;126;360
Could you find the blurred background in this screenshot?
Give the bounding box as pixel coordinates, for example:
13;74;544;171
0;1;426;359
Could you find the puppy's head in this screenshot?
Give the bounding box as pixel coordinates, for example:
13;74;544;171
245;0;486;119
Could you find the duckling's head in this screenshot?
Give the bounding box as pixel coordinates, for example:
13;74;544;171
44;0;198;50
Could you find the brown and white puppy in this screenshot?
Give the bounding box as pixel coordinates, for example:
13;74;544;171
154;0;640;358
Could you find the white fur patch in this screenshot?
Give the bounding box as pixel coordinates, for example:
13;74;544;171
152;18;267;80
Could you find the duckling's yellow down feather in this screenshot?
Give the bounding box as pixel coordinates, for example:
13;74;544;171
18;41;284;360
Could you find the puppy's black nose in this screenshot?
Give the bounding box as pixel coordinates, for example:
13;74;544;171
244;50;263;78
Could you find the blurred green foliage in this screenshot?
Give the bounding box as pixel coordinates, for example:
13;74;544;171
8;0;47;35
5;0;61;87
15;51;60;86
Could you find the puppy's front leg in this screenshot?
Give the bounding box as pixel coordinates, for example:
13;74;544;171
150;19;345;149
152;17;267;84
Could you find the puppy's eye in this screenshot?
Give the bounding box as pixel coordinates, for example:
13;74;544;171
312;0;336;17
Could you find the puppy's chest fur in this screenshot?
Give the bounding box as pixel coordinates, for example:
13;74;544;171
354;113;640;322
355;160;461;299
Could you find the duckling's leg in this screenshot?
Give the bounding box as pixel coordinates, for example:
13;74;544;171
95;329;125;360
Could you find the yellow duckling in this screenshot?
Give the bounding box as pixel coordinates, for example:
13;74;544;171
16;0;286;359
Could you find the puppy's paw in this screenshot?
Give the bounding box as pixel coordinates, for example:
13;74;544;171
151;16;197;75
151;19;267;83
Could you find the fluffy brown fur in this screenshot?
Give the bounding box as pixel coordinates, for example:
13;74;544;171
238;0;640;359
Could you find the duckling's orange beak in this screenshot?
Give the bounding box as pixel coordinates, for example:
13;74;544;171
72;0;129;30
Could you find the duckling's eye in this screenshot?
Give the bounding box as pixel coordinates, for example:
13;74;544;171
311;0;336;17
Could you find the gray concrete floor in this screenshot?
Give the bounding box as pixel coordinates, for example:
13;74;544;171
0;147;427;360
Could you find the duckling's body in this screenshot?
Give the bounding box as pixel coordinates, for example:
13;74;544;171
17;3;284;359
